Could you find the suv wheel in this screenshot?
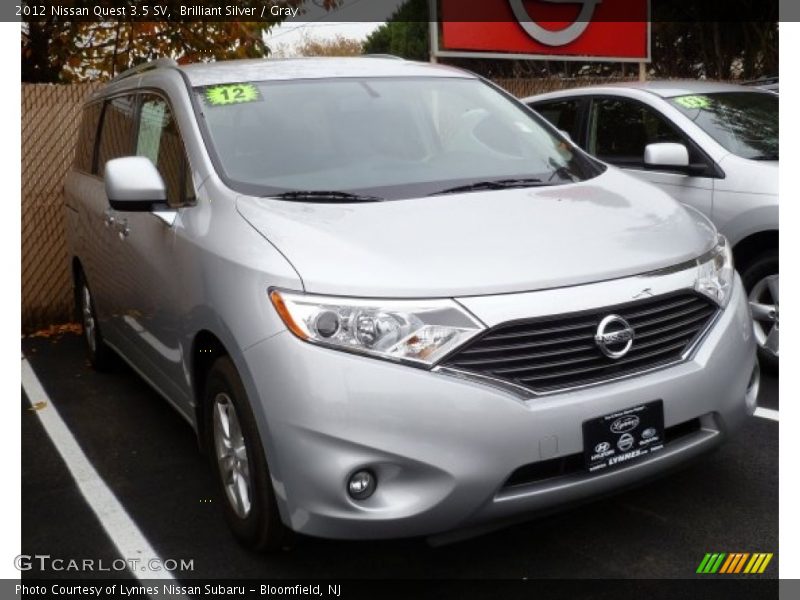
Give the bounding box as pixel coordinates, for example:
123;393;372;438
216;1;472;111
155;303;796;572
741;250;778;372
205;356;289;551
77;272;113;370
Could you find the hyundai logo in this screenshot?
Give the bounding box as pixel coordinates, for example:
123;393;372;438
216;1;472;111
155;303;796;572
508;0;602;47
610;415;640;434
595;314;635;359
594;441;611;454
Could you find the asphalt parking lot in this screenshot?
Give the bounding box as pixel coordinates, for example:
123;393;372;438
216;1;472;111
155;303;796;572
21;332;778;580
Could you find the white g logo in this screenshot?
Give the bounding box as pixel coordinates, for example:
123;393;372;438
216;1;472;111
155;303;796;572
509;0;602;46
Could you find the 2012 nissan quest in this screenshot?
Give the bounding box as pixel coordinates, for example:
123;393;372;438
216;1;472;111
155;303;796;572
65;57;758;550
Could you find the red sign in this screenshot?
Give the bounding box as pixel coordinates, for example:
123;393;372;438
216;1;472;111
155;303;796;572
435;0;650;61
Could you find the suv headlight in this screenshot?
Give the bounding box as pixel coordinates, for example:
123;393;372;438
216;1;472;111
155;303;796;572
269;289;485;367
695;234;734;307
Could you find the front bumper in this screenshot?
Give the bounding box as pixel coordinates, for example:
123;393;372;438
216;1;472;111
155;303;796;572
242;279;756;540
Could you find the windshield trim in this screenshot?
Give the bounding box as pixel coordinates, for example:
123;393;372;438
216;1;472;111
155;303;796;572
190;75;606;200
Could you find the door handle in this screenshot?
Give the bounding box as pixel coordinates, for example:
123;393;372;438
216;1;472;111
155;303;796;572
117;218;130;239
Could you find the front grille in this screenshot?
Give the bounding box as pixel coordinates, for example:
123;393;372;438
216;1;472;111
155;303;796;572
442;291;718;394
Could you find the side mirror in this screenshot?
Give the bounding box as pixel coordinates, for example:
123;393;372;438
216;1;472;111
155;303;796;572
644;143;706;175
104;156;167;211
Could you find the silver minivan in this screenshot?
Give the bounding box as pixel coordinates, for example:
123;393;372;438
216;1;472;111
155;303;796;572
65;57;758;550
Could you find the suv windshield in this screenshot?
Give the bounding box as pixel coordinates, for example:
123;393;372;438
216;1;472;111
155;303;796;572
668;92;778;160
196;77;602;199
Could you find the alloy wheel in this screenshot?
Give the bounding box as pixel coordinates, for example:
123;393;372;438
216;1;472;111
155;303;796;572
213;393;252;519
749;274;779;358
81;285;97;354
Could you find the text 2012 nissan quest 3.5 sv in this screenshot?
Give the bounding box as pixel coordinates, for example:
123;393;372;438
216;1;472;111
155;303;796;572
65;57;758;550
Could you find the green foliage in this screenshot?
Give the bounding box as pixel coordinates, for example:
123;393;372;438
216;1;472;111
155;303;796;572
21;1;343;82
363;0;429;61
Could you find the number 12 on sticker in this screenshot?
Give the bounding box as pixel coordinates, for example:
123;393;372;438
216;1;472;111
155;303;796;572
204;84;261;106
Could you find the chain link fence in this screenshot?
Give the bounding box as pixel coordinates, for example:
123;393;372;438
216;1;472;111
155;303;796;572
22;83;100;331
492;76;637;98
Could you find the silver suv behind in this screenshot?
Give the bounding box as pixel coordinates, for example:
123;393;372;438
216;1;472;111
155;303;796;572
65;57;758;550
525;82;779;369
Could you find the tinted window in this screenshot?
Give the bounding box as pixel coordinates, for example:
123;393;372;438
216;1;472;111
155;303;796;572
96;95;136;177
588;97;683;165
136;94;194;207
73;102;102;173
668;92;778;160
532;99;581;141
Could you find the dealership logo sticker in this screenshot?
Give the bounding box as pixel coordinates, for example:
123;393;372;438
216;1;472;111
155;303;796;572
641;427;657;439
508;0;602;46
696;552;773;574
610;415;640;434
594;441;611;454
616;433;634;452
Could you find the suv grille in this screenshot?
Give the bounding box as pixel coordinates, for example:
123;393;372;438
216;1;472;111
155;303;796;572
442;291;718;394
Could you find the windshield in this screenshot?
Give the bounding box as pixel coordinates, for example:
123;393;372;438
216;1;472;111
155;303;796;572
196;77;602;200
668;92;778;160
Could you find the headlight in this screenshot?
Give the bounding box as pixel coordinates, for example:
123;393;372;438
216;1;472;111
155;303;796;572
695;234;734;307
269;289;485;367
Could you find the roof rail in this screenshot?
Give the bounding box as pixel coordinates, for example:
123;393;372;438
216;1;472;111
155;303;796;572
109;58;179;84
361;54;404;60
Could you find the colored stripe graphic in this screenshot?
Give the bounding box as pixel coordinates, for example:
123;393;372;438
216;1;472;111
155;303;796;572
758;554;773;573
698;552;773;574
719;554;736;573
745;553;774;574
696;553;713;573
698;553;727;573
733;553;750;573
709;553;726;573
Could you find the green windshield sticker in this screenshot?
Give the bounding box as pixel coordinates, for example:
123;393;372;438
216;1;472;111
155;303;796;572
675;95;711;109
204;83;261;106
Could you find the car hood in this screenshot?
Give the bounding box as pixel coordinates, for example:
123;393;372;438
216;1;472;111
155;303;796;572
236;169;715;298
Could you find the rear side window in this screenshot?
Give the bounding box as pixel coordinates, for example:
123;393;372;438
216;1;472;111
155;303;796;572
135;94;195;207
532;99;581;142
73;102;102;173
96;95;137;177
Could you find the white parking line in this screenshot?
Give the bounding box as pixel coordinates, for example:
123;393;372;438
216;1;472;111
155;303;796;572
754;406;779;422
21;357;183;585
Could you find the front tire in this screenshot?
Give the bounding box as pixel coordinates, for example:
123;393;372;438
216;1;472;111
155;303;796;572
205;356;289;552
77;271;113;371
740;250;779;372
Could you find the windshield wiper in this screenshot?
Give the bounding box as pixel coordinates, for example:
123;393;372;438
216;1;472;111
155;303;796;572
272;190;384;202
430;178;550;196
752;154;778;161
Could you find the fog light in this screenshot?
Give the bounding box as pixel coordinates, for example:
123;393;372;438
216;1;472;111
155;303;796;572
348;470;376;500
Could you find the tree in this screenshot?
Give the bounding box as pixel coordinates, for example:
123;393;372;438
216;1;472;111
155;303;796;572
293;33;363;57
362;0;429;61
21;1;343;82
